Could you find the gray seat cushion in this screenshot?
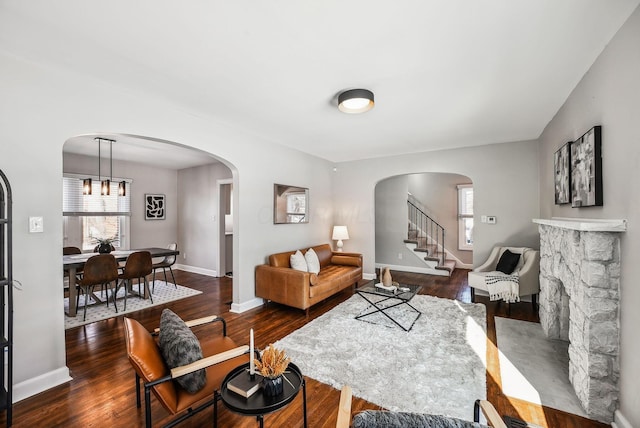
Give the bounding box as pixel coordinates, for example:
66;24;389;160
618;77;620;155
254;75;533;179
352;410;487;428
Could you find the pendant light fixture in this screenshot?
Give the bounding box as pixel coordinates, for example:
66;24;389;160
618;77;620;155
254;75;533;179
338;89;374;114
100;138;113;196
82;178;92;195
83;137;121;196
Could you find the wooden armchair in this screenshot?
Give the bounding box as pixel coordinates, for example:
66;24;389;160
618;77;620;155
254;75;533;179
123;314;250;428
337;385;507;428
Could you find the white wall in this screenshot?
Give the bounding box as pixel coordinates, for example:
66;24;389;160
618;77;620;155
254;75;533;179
63;152;179;249
0;52;333;399
177;163;232;274
375;175;425;268
537;7;640;427
334;139;540;277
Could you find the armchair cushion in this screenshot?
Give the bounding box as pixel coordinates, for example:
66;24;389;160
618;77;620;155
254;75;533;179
352;410;486;428
495;249;520;274
159;309;206;393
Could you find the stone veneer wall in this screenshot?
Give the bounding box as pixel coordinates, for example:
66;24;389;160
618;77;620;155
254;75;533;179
538;224;620;423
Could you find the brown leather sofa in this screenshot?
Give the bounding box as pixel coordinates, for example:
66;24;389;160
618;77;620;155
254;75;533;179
255;243;363;315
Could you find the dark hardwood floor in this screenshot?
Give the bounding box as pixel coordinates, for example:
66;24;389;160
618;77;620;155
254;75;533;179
1;269;607;427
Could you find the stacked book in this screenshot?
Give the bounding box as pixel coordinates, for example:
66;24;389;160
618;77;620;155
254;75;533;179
227;371;263;398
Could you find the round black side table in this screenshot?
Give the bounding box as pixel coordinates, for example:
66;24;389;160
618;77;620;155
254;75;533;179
218;362;307;428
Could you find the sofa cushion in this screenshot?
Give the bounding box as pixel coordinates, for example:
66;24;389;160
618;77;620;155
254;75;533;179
310;244;333;268
158;309;206;393
290;250;308;272
496;249;520;274
305;248;320;274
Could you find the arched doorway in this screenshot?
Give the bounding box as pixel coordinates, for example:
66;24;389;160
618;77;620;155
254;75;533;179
62;132;237;285
374;172;473;276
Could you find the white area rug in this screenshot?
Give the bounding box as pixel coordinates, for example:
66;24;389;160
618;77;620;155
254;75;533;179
65;280;202;329
274;294;487;421
494;317;587;417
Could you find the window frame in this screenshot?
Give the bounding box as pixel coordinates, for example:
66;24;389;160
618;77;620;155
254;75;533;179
457;184;474;251
63;174;132;251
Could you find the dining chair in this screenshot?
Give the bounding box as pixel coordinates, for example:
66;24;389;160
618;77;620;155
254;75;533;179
76;254;119;321
152;243;177;292
116;251;153;310
63;246;84;280
63;246;82;255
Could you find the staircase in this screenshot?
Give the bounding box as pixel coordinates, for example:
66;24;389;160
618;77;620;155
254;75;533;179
403;201;456;276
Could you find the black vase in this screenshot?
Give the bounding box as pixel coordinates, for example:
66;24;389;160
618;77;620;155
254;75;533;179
97;243;112;254
262;376;284;397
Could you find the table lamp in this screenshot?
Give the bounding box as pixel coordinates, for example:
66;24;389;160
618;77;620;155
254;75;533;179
332;226;349;252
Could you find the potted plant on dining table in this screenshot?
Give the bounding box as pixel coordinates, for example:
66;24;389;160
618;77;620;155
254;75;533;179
92;236;118;254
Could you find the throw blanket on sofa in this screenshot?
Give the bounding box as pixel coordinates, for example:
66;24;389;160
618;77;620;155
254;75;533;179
485;272;520;303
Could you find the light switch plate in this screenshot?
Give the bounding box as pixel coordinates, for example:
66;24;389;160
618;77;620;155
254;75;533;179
29;216;44;233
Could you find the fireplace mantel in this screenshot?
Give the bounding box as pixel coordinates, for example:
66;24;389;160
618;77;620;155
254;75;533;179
535;218;624;422
533;217;627;232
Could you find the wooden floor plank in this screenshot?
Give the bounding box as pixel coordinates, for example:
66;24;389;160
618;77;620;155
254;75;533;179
0;269;608;427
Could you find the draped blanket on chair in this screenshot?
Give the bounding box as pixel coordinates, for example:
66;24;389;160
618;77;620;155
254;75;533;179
485;272;520;303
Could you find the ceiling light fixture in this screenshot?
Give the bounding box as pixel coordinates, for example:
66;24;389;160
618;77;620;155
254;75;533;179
338;89;374;114
83;137;126;196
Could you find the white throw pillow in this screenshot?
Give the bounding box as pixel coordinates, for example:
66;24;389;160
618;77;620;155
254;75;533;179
290;250;308;272
305;248;320;274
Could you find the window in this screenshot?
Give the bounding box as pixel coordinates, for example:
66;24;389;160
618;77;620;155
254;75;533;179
457;185;473;251
63;175;131;251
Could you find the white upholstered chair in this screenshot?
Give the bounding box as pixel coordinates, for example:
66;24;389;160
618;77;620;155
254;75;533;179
467;246;540;309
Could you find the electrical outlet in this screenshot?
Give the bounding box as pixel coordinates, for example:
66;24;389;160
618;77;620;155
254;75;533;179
487;216;497;224
481;215;488;223
398;252;403;260
183;253;187;259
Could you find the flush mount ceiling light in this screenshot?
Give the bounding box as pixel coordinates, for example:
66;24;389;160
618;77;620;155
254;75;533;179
338;89;374;114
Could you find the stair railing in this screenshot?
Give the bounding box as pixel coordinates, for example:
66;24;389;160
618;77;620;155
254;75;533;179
407;200;446;266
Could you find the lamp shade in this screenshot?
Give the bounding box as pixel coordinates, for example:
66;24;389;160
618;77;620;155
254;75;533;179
332;226;350;240
332;226;349;252
338;89;374;114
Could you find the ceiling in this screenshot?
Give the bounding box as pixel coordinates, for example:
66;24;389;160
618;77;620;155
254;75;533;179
64;134;219;170
2;1;639;167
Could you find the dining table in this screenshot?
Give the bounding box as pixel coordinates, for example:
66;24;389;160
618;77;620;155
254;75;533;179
63;247;180;317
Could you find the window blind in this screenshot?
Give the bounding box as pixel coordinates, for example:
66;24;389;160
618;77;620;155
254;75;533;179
458;186;473;216
63;176;131;216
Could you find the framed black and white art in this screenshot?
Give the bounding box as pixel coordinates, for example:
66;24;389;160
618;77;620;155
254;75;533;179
554;142;571;205
570;126;602;207
145;194;166;220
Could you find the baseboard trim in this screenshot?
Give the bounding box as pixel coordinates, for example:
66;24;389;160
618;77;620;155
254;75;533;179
374;263;449;277
13;366;73;403
174;264;218;277
612;409;632;428
230;297;264;313
363;273;376;280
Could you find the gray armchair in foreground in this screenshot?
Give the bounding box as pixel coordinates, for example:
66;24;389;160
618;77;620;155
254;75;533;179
337;385;507;428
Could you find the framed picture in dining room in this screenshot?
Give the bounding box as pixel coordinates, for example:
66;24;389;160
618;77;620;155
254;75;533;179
570;126;602;207
554;141;572;205
145;194;166;220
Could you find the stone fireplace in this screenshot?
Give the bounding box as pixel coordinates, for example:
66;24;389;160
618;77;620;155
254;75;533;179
533;218;626;423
